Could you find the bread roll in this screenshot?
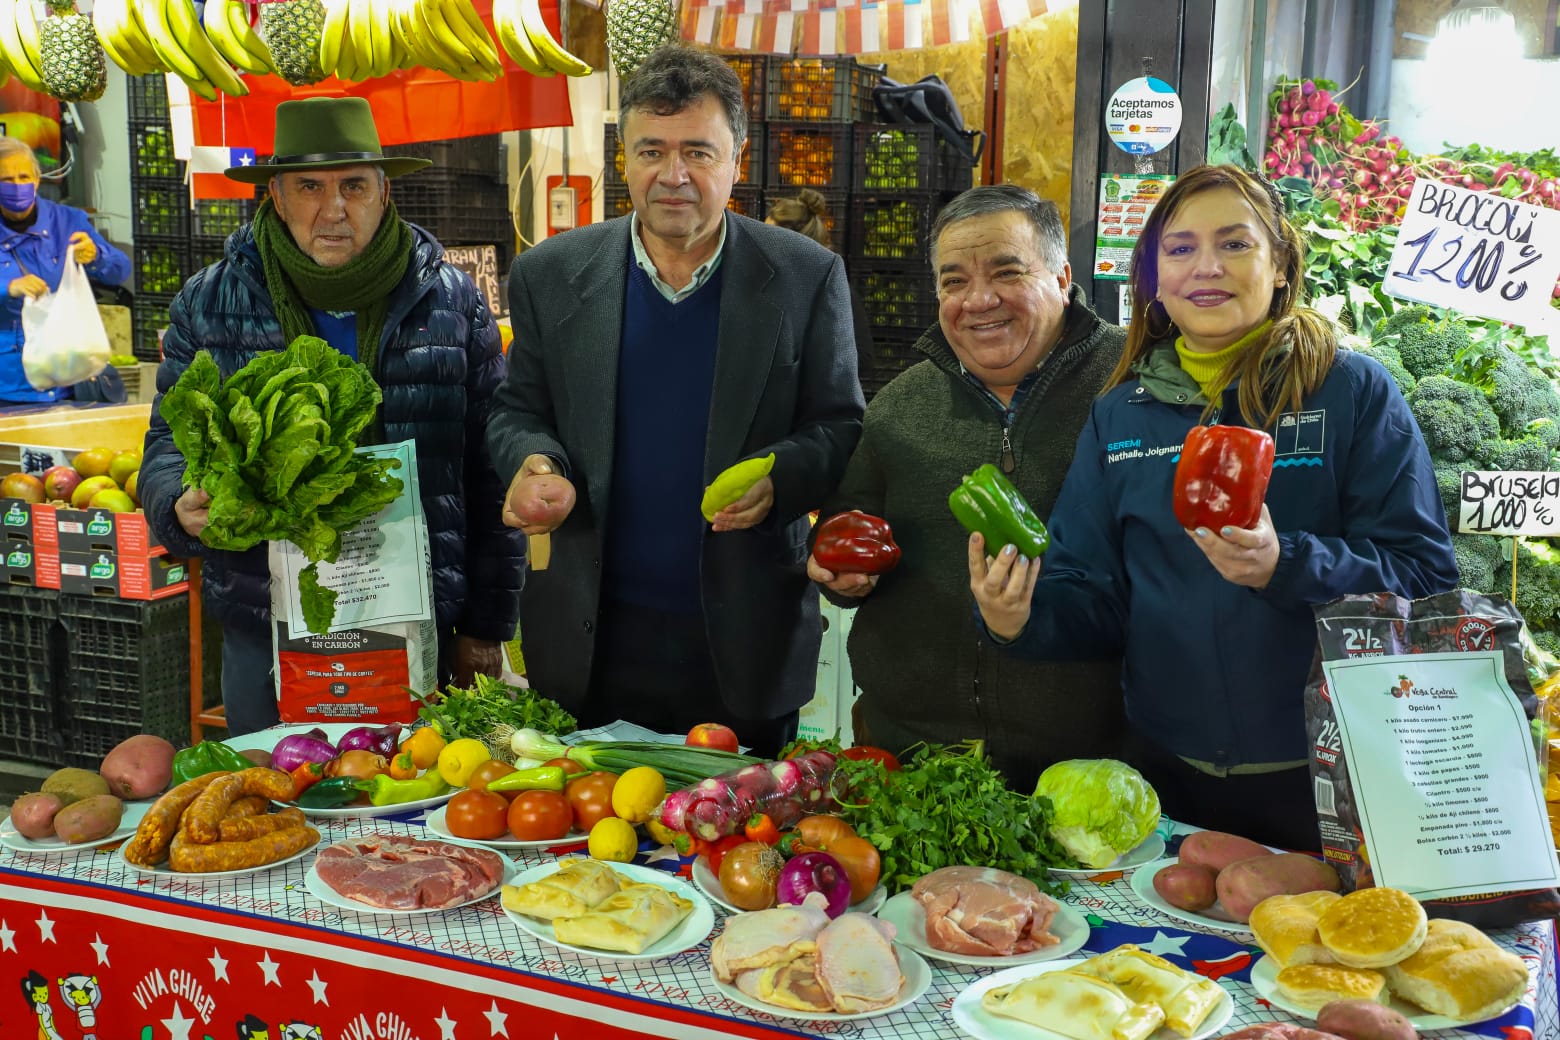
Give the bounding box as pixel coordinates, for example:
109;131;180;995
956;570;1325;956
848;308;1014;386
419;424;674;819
1273;964;1388;1009
1250;891;1342;969
1382;918;1527;1022
1316;887;1426;968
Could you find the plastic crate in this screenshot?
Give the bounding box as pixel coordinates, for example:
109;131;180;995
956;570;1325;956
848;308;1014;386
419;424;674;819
131;177;189;239
58;594;191;766
761;188;848;254
853;124;976;193
606;122;765;186
189;237;227;274
850;192;940;262
0;586;64;765
604;184;633;219
127;75;169;122
766;58;878;122
765;122;853;190
130;121;181;179
383;134;504;175
862;327;925;402
131;292;177;362
724;54;767;120
191;197;254;238
134;236;188;296
853;261;937;331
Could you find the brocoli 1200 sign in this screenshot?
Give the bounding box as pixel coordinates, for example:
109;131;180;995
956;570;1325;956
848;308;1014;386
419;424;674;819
160;336;404;634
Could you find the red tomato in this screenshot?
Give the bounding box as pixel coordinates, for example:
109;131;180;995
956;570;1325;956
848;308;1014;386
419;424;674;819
686;722;739;753
466;760;519;800
840;746;901;770
706;833;747;875
564;772;618;832
445;790;510;840
508;790;573;841
543;756;584;776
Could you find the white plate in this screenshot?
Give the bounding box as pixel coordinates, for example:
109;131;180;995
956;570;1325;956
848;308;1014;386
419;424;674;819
691;854;887;916
1047;833;1166;878
304;842;517;914
1128;857;1252;935
1;800;151;855
221;723;454;818
1249;954;1516;1030
425;804;586;851
952;958;1234;1040
875;891;1090;967
503;859;716;961
117;833;317;880
711;946;933;1022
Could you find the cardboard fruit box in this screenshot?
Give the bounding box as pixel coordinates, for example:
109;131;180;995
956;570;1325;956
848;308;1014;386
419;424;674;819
57;549;187;601
53;507;165;556
0;499;59;588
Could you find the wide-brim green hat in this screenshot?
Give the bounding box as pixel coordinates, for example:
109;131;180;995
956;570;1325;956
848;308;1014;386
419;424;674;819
224;96;433;184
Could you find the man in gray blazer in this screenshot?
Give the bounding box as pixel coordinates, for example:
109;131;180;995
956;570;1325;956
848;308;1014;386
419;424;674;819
487;45;864;755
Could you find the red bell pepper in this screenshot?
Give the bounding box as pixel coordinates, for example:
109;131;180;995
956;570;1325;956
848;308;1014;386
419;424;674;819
840;746;901;771
813;511;902;574
1172;424;1276;531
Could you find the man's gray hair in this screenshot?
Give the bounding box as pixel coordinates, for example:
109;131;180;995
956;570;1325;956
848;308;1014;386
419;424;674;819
0;137;41;178
619;44;748;154
930;185;1067;274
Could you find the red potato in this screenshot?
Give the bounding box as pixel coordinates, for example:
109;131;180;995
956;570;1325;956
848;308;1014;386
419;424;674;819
9;792;64;840
238;748;273;768
52;795;124;845
1180;830;1276;874
1218;1027;1348;1040
1316;999;1416;1040
99;734;176;800
1153;862;1219;912
1216;853;1341;922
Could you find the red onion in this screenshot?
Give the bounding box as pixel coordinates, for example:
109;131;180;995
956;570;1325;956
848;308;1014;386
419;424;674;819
336;725;402;759
776;852;851;918
270;733;338;773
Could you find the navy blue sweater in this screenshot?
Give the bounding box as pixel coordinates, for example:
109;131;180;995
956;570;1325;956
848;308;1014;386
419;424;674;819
603;261;723;613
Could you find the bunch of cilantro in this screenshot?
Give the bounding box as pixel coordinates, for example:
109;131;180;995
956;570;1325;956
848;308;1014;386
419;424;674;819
161;335;403;634
413;674;577;742
832;740;1072;897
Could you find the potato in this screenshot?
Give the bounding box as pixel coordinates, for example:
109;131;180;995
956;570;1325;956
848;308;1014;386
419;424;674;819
51;794;124;845
238;748;273;768
99;734;176;800
1216;853;1342;922
1180;829;1275;874
9;792;64;840
1316;998;1417;1040
1153;861;1219;911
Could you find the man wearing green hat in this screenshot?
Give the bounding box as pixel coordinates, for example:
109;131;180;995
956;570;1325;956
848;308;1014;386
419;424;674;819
141;96;524;735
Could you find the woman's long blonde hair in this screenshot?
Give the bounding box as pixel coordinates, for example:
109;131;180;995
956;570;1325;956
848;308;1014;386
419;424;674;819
1103;164;1337;428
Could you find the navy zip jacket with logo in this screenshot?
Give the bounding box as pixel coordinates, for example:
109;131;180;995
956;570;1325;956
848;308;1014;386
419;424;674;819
993;341;1459;768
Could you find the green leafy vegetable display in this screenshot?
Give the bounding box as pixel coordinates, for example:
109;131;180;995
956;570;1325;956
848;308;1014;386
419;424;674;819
832;741;1073;897
415;674;578;745
1032;758;1161;870
160;335;404;633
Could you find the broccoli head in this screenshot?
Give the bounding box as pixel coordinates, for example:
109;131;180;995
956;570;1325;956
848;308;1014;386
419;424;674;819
1434;462;1464;519
1350;341;1416;397
1531;626;1560;662
1481;434;1554;472
1484;345;1560;433
1409;375;1501;462
1451;533;1503;592
1375;307;1470;381
1495;540;1560;631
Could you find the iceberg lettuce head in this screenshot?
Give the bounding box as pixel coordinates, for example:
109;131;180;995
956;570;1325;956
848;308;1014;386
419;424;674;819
1033;758;1160;869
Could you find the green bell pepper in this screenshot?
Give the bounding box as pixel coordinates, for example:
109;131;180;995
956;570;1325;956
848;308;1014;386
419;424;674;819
363;771;451;807
171;740;256;785
295;777;368;809
948;463;1050;558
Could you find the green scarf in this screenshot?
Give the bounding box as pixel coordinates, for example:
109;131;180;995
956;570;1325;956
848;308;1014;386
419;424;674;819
251;196;413;380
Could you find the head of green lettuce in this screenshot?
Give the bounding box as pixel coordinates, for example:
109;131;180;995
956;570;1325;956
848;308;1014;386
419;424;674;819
1033;758;1161;869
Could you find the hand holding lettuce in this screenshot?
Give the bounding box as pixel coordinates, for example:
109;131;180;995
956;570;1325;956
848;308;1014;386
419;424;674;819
159;335;404;634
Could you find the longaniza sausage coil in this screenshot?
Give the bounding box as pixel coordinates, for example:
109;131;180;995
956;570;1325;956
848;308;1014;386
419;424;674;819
168;824;321;873
122;771;225;866
183;768;296;844
217;808;307;843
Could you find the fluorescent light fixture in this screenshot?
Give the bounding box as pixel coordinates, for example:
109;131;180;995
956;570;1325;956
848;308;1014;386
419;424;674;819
1427;0;1523;63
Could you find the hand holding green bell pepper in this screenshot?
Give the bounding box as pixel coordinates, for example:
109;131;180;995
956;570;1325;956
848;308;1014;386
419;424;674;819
949;463;1049;558
172;740;256;784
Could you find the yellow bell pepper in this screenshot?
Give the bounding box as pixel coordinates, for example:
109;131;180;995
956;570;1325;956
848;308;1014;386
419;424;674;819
401;725;447;770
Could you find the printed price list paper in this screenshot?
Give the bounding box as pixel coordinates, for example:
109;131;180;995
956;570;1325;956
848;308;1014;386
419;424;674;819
1321;650;1560;900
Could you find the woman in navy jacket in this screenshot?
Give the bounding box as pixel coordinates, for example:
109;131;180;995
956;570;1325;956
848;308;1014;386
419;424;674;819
0;137;130;404
971;165;1458;851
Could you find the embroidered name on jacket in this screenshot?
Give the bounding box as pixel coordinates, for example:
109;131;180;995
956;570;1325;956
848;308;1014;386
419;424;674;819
1106;438;1181;464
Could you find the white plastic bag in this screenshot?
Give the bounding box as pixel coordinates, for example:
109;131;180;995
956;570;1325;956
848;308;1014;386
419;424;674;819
20;258;110;390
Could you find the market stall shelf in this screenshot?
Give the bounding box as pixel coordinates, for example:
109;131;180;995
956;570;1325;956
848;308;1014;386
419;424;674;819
875;891;1091;967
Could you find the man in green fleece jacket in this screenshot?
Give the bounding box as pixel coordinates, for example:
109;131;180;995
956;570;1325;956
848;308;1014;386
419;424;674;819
809;186;1126;791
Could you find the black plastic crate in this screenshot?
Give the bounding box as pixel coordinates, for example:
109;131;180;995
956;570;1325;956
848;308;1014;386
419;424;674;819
58;594;191;766
189;237;227;274
853;124;976;193
131;292;177;362
724;53;767;120
862;327;926;401
131;177;189;238
850;192;939;262
130;121;181;179
0;586;64;765
604;184;633;219
606;122;765;186
854;261;937;331
128;75;169;122
765;122;853;190
383;134;504;175
134;236;189;296
766;57;878;122
191;197;254;238
761;188;848;254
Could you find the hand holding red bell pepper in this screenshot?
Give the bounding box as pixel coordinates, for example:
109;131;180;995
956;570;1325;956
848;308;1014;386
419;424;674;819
812;511;902;575
1171;424;1276;531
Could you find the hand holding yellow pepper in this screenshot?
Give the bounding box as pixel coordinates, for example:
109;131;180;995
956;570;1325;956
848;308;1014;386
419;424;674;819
701;453;776;523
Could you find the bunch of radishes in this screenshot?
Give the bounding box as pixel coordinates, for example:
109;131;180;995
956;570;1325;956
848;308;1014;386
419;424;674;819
660;749;837;842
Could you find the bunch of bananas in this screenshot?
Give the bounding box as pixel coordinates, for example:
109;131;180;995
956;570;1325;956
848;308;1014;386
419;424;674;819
491;0;592;77
0;0;48;93
92;0;255;98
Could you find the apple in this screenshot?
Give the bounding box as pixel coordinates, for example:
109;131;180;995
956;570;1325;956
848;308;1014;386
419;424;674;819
71;475;118;509
686;722;740;754
88;488;136;513
0;472;45;504
41;464;81;502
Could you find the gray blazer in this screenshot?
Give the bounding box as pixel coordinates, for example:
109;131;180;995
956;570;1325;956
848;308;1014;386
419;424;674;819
487;212;864;719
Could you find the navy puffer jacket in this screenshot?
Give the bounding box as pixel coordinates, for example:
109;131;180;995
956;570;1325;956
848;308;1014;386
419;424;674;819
140;222;524;641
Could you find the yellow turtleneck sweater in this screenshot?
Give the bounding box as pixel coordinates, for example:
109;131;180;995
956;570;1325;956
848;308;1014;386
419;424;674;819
1174;320;1273;400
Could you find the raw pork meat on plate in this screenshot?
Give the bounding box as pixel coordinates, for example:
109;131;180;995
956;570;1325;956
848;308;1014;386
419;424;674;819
315;833;507;910
910;865;1061;956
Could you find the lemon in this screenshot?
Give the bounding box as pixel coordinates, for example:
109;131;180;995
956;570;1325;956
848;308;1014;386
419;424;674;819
437;738;491;787
588;817;638;863
644;817;679;847
610;766;666;825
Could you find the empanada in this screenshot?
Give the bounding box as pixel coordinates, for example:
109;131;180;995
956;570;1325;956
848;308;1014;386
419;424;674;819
982;968;1165;1040
552;882;695;954
501;858;622;921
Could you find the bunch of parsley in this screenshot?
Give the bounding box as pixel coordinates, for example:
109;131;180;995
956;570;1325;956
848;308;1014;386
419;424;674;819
833;740;1071;897
414;674;577;741
161;336;403;634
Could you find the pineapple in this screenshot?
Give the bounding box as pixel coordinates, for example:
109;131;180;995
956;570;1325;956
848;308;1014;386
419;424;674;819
38;0;107;102
604;0;676;80
259;0;327;85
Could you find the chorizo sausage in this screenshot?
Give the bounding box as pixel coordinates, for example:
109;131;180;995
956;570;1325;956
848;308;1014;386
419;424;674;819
218;808;307;843
183;768;295;844
122;771;226;866
168;824;320;873
223;796;268;820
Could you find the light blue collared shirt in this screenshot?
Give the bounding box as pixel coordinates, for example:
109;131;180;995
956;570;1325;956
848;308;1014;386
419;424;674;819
629;211;727;303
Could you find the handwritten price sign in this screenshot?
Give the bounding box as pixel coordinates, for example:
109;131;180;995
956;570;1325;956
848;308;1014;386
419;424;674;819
1385;178;1560;331
1458;470;1560;536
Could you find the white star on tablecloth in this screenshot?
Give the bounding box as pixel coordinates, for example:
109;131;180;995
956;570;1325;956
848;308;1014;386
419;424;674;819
257;952;281;986
0;920;15;952
161;1001;195;1040
306;970;329;1004
34;910;55;944
90;934;109;965
436;1007;458;1039
641;844;681;865
209;949;229;982
1138;931;1192;958
483;1000;508;1036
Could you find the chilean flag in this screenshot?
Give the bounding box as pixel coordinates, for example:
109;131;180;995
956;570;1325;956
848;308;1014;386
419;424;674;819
187;145;260;202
